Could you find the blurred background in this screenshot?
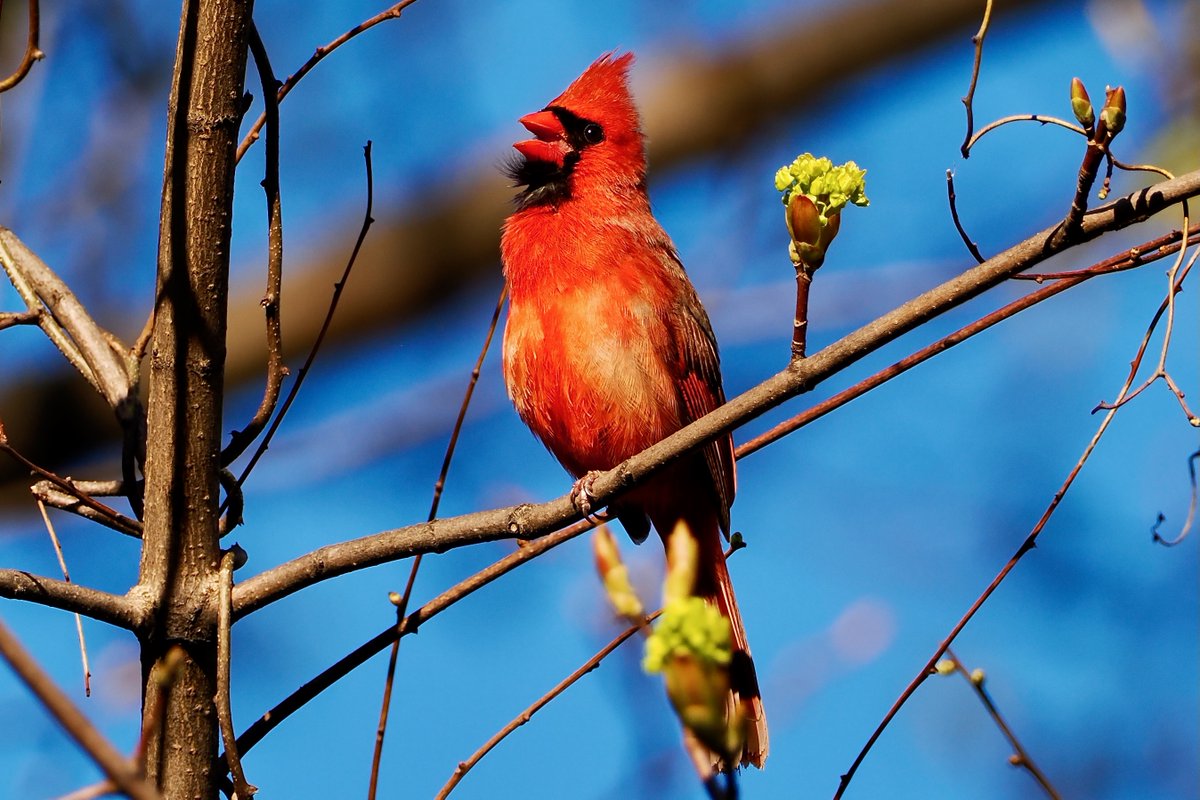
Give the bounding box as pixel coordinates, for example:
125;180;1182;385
0;0;1196;797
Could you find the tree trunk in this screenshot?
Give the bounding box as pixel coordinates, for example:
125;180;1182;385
137;1;253;795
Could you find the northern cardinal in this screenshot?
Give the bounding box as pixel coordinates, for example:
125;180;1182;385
500;52;767;769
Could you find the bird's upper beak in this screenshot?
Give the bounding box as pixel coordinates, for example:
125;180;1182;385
514;110;570;166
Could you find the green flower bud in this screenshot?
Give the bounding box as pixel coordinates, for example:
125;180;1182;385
1100;85;1126;137
1070;78;1094;129
593;526;645;620
643;597;732;673
934;659;956;676
664;521;699;604
775;153;868;269
660;652;742;758
970;668;986;686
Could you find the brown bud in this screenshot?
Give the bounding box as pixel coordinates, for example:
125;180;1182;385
787;194;821;246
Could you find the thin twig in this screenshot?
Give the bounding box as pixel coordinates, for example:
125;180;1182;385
942;649;1061;799
946;170;985;263
0;308;40;329
965;114;1084;153
234;2;417;163
367;283;509;799
436;614;656;799
0;421;142;537
0;618;160;800
0;0;43;93
958;0;993;158
1153;450;1198;547
791;268;813;360
833;260;1193;800
223;23;286;467
1091;221;1195;418
216;551;256;798
232;141;375;491
36;500;91;696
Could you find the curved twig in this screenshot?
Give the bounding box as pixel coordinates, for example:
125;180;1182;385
0;0;43;93
946;170;985;263
965;114;1085;152
216;551;256;798
223;23;286;466
958;0;993;158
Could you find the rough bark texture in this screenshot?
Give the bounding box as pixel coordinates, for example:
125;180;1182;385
136;1;253;796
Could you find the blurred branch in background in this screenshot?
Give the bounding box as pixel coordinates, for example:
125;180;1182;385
0;0;1044;492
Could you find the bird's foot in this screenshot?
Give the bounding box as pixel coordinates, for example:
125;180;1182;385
571;471;609;524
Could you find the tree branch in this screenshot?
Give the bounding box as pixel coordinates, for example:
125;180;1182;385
0;570;137;629
231;169;1200;618
0;617;161;800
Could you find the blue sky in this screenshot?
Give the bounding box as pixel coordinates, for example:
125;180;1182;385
1;1;1196;798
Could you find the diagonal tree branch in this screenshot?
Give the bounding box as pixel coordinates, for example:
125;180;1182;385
231;169;1200;619
0;617;160;800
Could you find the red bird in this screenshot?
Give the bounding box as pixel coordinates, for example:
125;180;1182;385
500;52;767;769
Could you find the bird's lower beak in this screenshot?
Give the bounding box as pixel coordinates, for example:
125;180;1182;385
514;110;570;165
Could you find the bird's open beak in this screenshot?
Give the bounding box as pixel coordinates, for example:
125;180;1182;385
514;110;570;166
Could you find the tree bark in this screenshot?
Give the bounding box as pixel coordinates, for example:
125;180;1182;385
136;1;253;795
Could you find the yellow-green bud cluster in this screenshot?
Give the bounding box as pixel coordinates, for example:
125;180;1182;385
775;153;869;225
644;596;732;674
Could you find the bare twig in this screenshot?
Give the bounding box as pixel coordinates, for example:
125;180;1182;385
958;0;993;157
31;481;142;538
232;141;375;490
0;422;142;537
231;169;1200;618
1091;222;1195;419
0;618;160;800
946;170;985;263
1153;450;1198;547
436;614;655;799
0;0;44;93
791;267;813;360
0;308;40;329
222;23;286;467
834;259;1193;800
234;2;417;162
216;551;256;799
941;649;1061;799
36;500;92;696
367;283;509;799
965;114;1084;153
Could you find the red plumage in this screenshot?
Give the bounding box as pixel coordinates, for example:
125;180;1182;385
501;52;767;769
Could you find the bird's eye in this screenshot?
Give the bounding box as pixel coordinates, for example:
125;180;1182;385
582;123;604;144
